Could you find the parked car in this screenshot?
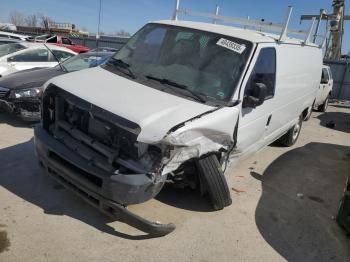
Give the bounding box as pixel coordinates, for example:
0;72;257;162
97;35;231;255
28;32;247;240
314;65;333;112
0;42;76;77
0;31;32;41
35;20;322;235
35;34;90;53
0;37;22;45
90;47;119;53
0;51;113;121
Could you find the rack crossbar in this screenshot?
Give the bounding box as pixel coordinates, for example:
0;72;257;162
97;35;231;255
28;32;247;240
176;8;307;37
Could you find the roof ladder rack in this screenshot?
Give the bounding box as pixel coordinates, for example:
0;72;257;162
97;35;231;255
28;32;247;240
171;0;323;45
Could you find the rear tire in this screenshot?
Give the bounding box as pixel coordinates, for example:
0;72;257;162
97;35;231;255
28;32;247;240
278;115;303;147
303;106;312;121
196;154;232;210
317;95;329;112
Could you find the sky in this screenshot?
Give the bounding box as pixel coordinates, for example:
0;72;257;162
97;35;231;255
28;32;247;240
0;0;349;53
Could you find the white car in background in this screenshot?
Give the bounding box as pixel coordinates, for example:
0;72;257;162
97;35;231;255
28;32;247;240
0;31;31;41
314;65;333;112
0;42;76;77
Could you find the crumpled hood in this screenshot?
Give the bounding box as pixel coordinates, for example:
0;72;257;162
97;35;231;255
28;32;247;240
48;66;215;143
0;67;64;90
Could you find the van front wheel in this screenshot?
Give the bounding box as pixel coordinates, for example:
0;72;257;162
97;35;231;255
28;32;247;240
278;115;303;147
195;154;232;210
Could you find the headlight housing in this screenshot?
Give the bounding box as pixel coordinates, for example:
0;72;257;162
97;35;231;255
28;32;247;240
10;87;43;99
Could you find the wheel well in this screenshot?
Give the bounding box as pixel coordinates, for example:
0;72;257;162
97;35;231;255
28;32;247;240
302;107;310;119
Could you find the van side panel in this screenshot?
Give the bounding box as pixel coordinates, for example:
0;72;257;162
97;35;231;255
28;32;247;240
234;43;322;162
263;44;322;144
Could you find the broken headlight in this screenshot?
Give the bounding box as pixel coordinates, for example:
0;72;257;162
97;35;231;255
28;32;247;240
10;87;43;99
137;142;172;172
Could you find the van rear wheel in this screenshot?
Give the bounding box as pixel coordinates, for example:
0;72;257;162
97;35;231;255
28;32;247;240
278;115;303;147
318;95;329;112
196;154;232;210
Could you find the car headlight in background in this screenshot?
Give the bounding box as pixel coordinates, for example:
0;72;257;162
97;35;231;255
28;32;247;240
10;87;43;99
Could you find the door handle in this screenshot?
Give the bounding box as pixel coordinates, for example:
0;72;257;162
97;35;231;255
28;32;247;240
266;114;272;127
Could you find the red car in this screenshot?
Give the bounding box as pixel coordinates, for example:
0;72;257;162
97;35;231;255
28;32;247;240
35;34;90;53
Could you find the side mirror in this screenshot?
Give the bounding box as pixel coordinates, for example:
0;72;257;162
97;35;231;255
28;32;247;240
7;56;14;62
243;82;267;108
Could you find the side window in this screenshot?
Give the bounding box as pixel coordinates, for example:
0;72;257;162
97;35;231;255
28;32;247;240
322;68;329;83
62;38;72;45
328;68;332;80
46;36;58;43
245;48;276;99
50;50;75;62
10;49;49;62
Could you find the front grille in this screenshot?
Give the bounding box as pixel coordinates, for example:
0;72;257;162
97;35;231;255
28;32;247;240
0;87;9;99
42;85;145;174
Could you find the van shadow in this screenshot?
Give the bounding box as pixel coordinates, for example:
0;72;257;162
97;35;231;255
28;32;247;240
0;138;170;240
253;142;350;261
316;110;350;134
156;186;212;212
0;112;35;128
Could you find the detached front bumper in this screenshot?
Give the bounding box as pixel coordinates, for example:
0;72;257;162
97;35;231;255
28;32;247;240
34;125;175;236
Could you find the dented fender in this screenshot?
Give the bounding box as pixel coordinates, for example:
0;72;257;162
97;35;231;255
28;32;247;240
160;106;240;175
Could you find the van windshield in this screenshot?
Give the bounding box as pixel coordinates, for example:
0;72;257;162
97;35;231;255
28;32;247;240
107;23;252;104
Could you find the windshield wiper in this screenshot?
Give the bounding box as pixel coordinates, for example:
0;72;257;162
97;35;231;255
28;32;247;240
145;75;206;103
44;43;67;72
107;58;136;79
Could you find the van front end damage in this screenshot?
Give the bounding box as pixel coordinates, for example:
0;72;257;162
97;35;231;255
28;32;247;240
35;85;237;235
160;107;238;175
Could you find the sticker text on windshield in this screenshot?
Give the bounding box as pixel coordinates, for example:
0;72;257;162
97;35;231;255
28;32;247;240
216;38;246;54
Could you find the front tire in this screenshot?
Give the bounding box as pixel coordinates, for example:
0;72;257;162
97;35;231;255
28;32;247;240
278;115;303;147
196;154;232;210
317;95;329;112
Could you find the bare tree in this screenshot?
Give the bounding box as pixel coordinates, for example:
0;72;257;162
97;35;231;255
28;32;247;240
37;14;54;28
25;14;38;27
9;11;25;26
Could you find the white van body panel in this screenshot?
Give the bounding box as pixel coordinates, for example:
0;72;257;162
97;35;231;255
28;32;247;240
315;65;333;107
49;67;217;144
233;43;322;162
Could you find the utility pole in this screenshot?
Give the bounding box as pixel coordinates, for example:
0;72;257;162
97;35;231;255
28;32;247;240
300;0;350;60
96;0;102;48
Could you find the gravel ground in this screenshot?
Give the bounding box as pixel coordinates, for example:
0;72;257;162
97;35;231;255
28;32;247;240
0;103;349;262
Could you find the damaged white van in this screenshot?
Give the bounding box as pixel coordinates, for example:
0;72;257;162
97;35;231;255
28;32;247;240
34;18;323;235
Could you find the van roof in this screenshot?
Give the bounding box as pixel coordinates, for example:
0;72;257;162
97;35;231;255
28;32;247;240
154;20;319;47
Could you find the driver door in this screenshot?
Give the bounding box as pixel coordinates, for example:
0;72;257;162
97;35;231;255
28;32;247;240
236;44;277;157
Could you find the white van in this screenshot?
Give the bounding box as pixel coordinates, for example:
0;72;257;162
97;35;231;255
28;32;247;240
314;65;333;112
34;15;323;235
